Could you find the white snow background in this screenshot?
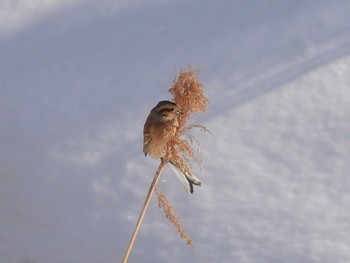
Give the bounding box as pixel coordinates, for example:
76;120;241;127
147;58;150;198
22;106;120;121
1;1;350;262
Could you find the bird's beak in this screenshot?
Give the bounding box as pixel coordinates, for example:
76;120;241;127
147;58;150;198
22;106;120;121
176;110;183;115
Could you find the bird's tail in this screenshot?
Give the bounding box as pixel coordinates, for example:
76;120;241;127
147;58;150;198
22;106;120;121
169;161;201;194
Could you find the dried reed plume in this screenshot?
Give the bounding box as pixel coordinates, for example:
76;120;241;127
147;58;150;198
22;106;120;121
122;67;208;263
155;186;194;248
166;67;209;177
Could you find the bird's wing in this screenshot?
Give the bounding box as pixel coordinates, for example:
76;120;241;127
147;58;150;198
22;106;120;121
143;116;153;156
143;131;152;156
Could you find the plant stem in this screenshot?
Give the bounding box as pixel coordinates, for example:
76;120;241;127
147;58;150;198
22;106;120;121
121;160;165;263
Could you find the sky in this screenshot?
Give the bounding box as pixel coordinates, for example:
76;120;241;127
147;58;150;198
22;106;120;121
1;1;350;262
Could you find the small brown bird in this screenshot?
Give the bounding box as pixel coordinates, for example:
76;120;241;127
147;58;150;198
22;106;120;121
143;100;201;193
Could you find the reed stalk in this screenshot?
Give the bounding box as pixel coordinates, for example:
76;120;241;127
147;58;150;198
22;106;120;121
121;160;165;263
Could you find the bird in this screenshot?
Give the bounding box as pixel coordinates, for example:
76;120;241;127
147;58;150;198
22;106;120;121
143;100;201;193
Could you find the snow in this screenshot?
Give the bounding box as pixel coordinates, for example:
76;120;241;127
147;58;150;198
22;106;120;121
1;1;350;262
